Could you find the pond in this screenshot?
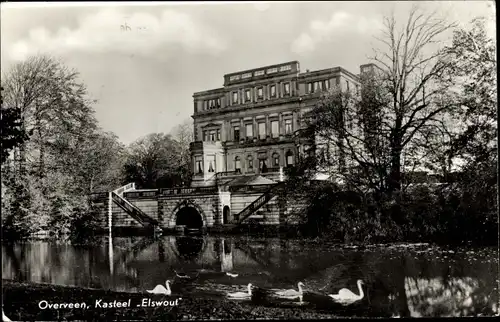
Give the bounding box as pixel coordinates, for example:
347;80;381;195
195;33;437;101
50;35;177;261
2;236;498;318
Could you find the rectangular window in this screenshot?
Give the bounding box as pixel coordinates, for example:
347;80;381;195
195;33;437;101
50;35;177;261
233;126;240;141
232;92;238;104
245;124;253;138
284;83;290;95
216;129;221;141
259;159;268;173
286;153;293;166
257;87;263;99
285;119;293;134
203;130;208;141
245;89;251;102
235;158;241;172
346;80;350;91
273;155;279;167
271;120;279;138
254;70;265;76
258;122;266;140
209;130;215;141
207;156;215;173
248;158;253;169
270;85;276;97
195;159;203;174
267;67;278;74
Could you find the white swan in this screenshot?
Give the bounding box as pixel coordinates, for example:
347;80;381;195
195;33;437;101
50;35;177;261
329;280;364;305
227;283;252;299
2;310;12;322
275;282;305;299
147;280;172;295
226;272;238;278
174;270;190;279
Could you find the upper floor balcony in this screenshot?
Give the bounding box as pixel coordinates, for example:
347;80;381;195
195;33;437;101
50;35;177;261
189;140;223;153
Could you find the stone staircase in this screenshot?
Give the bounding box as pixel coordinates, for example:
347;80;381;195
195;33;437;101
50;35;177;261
111;184;163;233
235;182;285;225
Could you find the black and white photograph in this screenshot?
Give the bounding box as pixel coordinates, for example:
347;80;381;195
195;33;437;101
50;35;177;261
1;1;498;320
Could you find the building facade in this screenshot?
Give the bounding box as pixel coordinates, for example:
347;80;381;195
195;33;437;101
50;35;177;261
189;60;378;187
91;61;382;233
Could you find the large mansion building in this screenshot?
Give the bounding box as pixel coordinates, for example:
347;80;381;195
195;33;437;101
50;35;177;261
190;61;378;187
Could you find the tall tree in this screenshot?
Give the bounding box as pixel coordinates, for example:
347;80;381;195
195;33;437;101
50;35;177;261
0;86;30;164
369;6;457;196
2;55;97;179
1;54;108;238
440;17;497;244
302;6;460;225
170;119;194;186
443;17;497;170
123;133;183;189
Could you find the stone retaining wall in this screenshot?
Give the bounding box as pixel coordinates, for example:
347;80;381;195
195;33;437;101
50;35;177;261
90;187;307;230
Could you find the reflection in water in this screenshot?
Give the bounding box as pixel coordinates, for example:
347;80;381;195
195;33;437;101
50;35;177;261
175;237;204;260
108;234;114;275
405;277;494;317
2;237;498;317
221;239;233;272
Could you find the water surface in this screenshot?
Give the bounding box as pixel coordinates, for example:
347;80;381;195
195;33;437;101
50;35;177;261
2;236;498;317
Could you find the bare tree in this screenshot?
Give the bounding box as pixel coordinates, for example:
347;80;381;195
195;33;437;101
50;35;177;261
303;6;461;225
370;6;457;195
170;118;194;186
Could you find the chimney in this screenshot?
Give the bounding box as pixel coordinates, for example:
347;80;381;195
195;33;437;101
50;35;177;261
360;64;375;75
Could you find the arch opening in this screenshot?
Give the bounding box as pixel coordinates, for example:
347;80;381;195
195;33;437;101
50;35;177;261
176;206;203;229
222;206;230;225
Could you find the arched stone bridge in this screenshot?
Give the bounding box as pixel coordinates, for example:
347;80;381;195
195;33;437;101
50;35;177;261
120;186;228;230
91;182;286;233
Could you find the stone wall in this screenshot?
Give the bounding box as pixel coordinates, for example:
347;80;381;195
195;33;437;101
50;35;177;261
158;194;219;228
281;195;308;225
90;186;304;230
217;191;232;224
112;202;143;227
230;192;280;225
91;198;108;228
127;198;159;222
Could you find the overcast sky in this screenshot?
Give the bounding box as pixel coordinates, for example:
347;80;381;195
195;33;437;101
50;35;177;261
1;1;495;145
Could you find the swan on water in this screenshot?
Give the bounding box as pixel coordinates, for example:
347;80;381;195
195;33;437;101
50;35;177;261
329;279;364;305
174;270;199;279
275;282;305;299
226;272;238;278
2;310;12;322
147;280;172;295
174;270;190;279
227;283;252;299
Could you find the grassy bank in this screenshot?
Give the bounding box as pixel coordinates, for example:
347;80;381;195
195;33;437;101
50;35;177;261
2;280;340;321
